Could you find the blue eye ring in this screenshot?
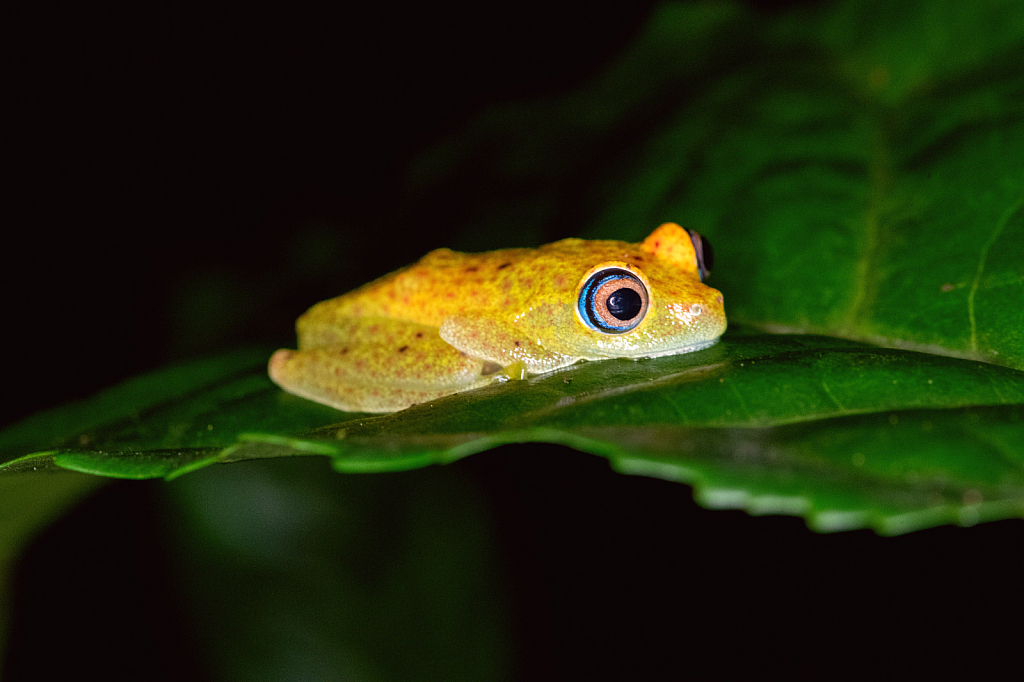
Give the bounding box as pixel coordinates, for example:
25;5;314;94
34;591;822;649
577;266;650;334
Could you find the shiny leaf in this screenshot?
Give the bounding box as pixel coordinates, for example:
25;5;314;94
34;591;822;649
3;335;1023;535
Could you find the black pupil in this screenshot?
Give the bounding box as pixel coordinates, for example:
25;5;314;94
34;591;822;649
606;288;642;320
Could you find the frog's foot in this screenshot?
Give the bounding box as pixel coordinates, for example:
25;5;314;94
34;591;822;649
269;348;296;378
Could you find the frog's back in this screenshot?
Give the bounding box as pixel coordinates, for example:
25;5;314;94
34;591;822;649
318;238;631;326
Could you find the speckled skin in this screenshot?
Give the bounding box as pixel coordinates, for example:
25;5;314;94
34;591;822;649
269;223;726;412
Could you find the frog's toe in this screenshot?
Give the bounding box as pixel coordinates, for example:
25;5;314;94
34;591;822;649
268;348;295;384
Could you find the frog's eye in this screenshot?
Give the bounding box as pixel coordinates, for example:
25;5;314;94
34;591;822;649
685;229;714;281
577;267;649;334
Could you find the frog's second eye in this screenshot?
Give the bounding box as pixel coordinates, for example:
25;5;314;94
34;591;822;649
577;267;649;334
685;228;714;281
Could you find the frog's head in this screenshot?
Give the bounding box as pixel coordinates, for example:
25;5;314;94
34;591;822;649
557;223;726;359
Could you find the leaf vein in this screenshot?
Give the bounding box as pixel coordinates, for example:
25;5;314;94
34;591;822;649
968;193;1024;351
820;380;846;411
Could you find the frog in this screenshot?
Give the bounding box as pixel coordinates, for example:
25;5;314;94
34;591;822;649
269;222;726;413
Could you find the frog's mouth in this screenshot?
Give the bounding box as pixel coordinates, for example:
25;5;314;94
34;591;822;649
641;337;720;358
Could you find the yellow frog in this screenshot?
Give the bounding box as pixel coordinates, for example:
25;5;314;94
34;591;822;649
269;222;726;412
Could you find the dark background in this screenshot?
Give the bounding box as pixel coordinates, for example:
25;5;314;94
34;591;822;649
4;4;659;427
4;2;1021;679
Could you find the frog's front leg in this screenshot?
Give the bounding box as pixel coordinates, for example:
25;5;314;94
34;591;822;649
269;317;499;413
439;314;581;379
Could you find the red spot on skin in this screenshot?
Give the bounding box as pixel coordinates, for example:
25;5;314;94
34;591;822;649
415;332;424;338
465;266;479;272
514;341;520;347
654;241;660;247
341;347;349;354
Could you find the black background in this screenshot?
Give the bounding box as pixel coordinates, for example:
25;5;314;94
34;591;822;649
4;3;656;425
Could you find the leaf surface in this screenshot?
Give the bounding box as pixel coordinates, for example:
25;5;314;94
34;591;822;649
3;336;1022;534
406;0;1024;367
3;0;1023;538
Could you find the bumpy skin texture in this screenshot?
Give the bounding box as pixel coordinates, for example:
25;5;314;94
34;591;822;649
269;223;726;412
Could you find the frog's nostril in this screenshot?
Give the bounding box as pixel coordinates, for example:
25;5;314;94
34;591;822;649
716;294;723;305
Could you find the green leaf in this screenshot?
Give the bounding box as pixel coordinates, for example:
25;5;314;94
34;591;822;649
3;0;1022;551
635;0;1024;369
0;347;340;479
407;0;1024;369
3;335;1023;535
